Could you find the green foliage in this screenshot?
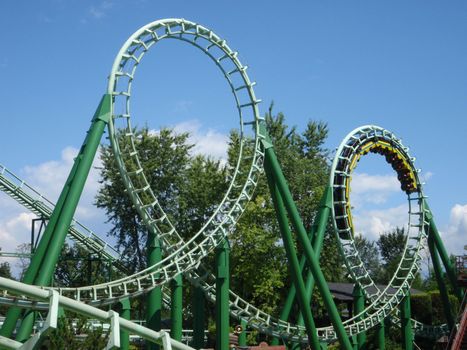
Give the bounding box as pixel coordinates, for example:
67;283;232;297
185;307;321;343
46;314;108;350
376;227;406;283
96;127;227;273
428;290;460;324
96;106;337;322
377;227;406;265
0;257;13;315
229;105;344;316
0;261;12;279
354;234;381;281
411;293;432;324
53;243;114;288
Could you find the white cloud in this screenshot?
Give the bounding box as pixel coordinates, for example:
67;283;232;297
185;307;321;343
173;100;193;114
0;212;36;253
0;147;105;256
353;204;409;241
89;1;113;19
20;146;102;222
172;119;229;160
439;204;467;256
350;172;400;208
420;171;433;183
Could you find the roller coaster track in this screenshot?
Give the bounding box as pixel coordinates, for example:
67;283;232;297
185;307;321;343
0;164;127;274
0;18;451;347
0;163;178;311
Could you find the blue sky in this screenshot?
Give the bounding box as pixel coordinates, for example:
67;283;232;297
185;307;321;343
0;1;466;272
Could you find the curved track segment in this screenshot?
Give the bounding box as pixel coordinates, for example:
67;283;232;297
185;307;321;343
0;164;125;272
330;125;447;337
0;277;194;350
0;20;448;345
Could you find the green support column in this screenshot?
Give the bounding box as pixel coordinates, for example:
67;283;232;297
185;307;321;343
263;139;352;350
270;274;298;345
171;274;183;341
400;292;413;350
119;298;131;350
238;319;247;346
216;239;230;350
352;284;366;349
264;161;321;350
427;234;455;331
192;285;205;349
376;320;385;350
3;94;111;341
297;187;332;326
274;188;332;346
424;202;462;300
147;236;162;350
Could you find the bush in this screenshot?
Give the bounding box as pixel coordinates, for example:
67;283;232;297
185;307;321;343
428;291;460;324
411;293;432;324
46;314;109;350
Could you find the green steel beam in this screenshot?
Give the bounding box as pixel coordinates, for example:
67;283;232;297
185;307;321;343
5;94;111;341
376;320;385;350
273;188;332;345
263;141;352;350
424;203;463;301
297;187;332;327
216;239;230;350
352;284;366;349
119;298;131;350
0;277;195;350
400;292;413;350
264;158;321;349
427;234;455;331
171;274;183;341
147;236;162;350
238;319;247;347
192;285;205;349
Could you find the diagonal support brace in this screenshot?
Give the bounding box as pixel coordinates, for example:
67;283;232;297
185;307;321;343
160;330;173;350
20;290;59;350
106;310;121;350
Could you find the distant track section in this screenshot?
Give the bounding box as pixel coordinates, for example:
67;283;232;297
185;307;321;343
0;163;128;274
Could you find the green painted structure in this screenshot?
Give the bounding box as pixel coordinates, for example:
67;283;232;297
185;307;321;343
0;18;463;350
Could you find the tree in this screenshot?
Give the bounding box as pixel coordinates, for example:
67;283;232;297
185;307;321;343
53;243;116;288
96;107;339;320
377;227;406;266
46;313;109;350
0;261;12;279
376;227;423;285
96;128;227;272
354;234;382;282
229;105;344;316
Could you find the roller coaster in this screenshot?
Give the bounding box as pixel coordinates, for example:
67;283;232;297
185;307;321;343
0;18;464;350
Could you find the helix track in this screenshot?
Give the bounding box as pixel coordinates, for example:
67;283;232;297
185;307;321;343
0;18;449;346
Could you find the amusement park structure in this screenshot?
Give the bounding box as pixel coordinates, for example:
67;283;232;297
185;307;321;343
0;18;464;350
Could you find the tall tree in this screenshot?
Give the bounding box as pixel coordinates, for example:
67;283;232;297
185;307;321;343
377;227;406;265
95;128;227;272
354;234;382;282
96;107;339;319
229;105;344;315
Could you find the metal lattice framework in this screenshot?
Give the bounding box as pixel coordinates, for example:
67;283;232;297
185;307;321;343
329;125;447;338
0;18;454;348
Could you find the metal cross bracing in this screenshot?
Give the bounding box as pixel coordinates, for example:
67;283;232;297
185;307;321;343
0;277;192;350
330;125;448;338
0;159;448;342
0;17;461;349
0;164;127;274
0;163;175;309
